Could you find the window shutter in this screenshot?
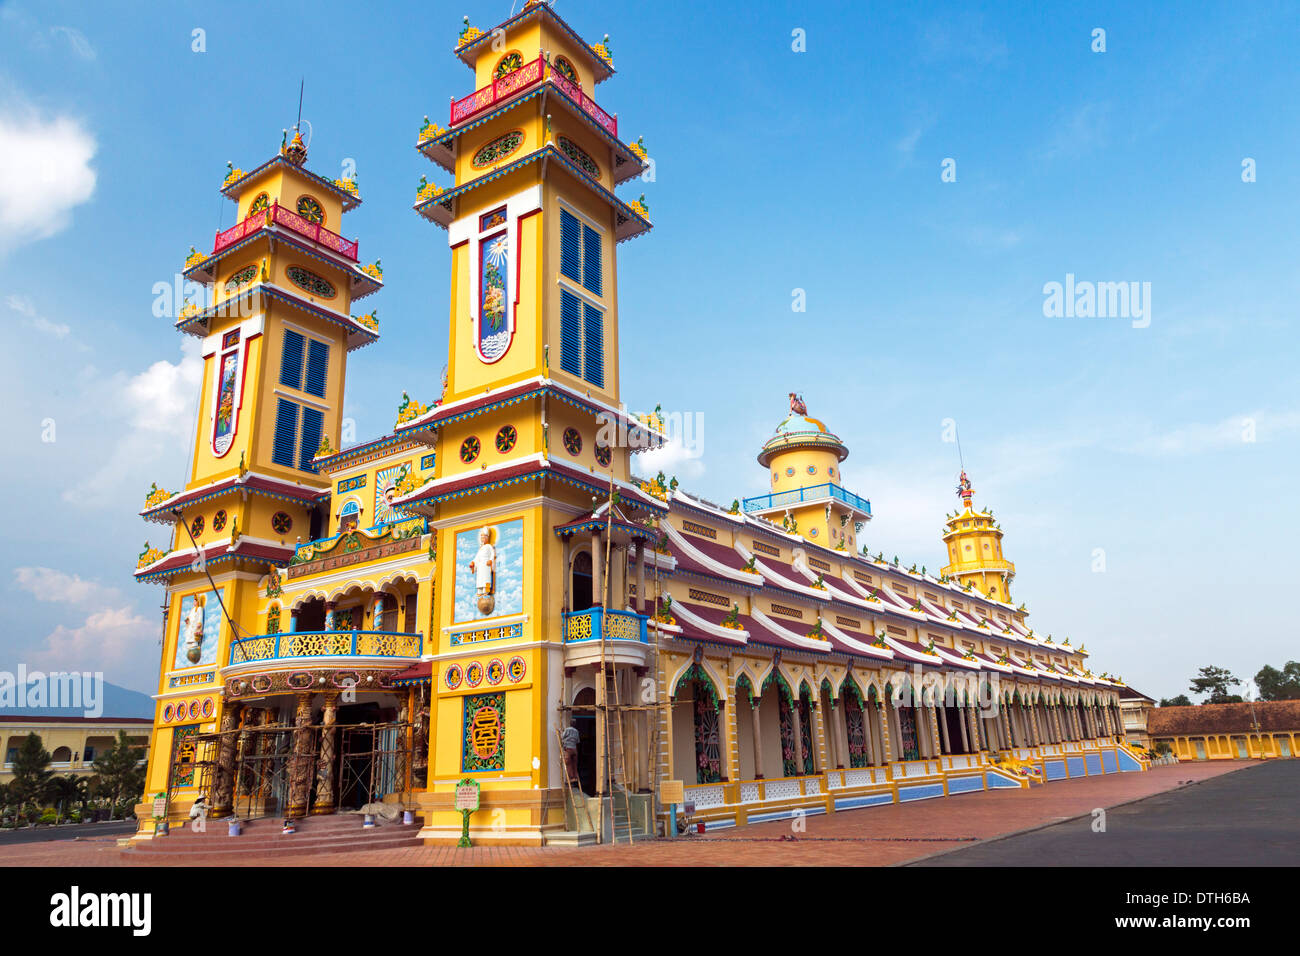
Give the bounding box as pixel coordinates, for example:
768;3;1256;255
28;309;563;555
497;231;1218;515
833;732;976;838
559;289;582;376
298;405;324;472
560;209;582;284
582;224;602;296
279;330;305;390
583;302;604;388
272;399;299;467
304;339;329;398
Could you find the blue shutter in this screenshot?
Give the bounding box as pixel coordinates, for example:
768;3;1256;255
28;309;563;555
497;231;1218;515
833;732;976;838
298;405;324;472
560;209;582;284
304;339;329;398
279;330;305;389
583;302;604;388
582;224;602;296
272;399;299;467
559;289;582;376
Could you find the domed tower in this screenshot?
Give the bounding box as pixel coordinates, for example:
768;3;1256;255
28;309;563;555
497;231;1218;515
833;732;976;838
941;471;1016;601
743;393;871;550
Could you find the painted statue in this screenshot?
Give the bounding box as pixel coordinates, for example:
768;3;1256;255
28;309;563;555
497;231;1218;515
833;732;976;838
788;392;807;416
956;470;973;499
182;594;206;664
469;526;496;615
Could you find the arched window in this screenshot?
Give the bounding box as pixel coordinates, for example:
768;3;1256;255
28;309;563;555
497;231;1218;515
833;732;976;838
570;550;593;611
675;663;721;784
52;746;72;762
494;51;524;79
339;500;361;532
842;681;870;768
552;55;579;85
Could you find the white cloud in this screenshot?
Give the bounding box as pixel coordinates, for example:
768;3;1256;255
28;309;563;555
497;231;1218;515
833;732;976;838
32;605;156;672
0;104;97;252
124;336;204;434
60;337;203;507
13;567;121;606
6;293;71;338
1039;102;1111;161
631;435;706;484
50;26;96;60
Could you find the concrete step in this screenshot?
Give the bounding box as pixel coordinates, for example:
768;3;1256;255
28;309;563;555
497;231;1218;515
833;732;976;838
133;813;423;856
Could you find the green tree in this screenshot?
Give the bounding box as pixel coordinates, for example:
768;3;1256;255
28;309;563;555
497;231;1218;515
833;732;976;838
1254;662;1300;701
47;776;88;822
9;733;54;809
92;731;145;819
1189;666;1243;704
1159;694;1192;707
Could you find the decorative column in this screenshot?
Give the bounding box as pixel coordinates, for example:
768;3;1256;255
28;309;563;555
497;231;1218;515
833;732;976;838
824;698;841;770
286;693;315;818
937;704;952;755
324;601;336;631
412;683;429;787
312;692;339;814
750;697;765;779
591;531;604;607
636;543;648;614
289;608;299;633
878;699;894;765
791;700;805;776
211;702;243;817
373;593;386;631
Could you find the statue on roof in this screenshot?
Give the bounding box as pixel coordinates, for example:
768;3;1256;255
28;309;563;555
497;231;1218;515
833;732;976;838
956;470;973;500
788;392;807;416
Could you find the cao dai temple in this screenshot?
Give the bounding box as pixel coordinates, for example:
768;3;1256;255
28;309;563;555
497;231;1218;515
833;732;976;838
133;2;1148;846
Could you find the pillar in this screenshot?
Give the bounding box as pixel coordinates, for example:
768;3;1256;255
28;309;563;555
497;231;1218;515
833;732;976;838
591;531;604;607
792;700;805;775
957;702;970;753
636;543;647;614
289;608;299;633
312;692;339;814
324;601;336;631
825;698;841;769
937;704;952;755
286;692;315;818
211;703;242;817
595;664;607;794
751;697;764;779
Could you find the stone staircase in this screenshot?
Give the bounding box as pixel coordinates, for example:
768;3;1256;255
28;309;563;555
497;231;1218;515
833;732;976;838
126;813;424;858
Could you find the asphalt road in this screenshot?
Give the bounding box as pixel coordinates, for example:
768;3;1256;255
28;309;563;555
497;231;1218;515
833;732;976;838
0;820;137;846
910;760;1299;866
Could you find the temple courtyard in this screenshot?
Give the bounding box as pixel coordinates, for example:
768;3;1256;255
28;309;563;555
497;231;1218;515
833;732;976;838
2;759;1290;866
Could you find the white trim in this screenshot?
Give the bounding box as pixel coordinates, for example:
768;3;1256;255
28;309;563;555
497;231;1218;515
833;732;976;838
748;607;832;652
443;612;529;634
819;618;894;660
670;600;748;645
662;522;755;585
556;276;606;311
272;386;330;411
556;195;606;233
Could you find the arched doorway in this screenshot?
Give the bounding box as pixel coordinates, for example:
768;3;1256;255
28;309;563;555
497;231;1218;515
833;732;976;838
797;685;815;775
843;680;870;768
572;687;597;795
893;683;921;761
764;671;798;777
676;663;721;784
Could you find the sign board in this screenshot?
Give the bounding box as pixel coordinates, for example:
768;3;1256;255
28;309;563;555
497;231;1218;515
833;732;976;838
683;801;696;816
660;779;684;805
454;778;481;812
152;795;167;818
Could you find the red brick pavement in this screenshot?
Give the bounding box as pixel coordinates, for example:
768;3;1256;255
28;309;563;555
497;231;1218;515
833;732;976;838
0;760;1250;867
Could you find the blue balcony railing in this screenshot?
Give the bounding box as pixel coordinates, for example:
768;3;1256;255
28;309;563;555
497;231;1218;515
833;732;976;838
562;608;649;644
742;482;872;516
228;630;424;666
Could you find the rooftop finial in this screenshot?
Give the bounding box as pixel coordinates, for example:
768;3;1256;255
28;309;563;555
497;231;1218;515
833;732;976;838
788;392;807;416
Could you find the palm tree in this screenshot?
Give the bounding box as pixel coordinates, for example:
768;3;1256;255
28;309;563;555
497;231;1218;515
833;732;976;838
47;776;88;823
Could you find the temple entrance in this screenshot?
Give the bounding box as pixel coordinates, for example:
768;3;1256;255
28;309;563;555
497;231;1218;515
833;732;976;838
572;687;597;795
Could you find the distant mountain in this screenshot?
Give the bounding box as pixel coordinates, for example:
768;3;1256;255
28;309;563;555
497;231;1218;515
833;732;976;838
0;679;154;719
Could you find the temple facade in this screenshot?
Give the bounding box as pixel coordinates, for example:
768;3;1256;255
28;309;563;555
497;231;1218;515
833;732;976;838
134;2;1144;846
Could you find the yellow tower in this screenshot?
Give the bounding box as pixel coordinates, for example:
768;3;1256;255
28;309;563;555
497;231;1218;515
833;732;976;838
391;3;660;844
940;471;1016;602
744;393;872;551
134;128;383;812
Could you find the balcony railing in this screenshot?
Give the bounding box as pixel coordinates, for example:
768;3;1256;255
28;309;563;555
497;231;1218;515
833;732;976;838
562;607;648;644
211;200;359;263
449;56;617;138
228;630;423;666
742;482;872;516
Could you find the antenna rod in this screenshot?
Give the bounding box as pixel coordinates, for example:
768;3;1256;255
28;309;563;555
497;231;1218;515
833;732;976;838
296;78;304;130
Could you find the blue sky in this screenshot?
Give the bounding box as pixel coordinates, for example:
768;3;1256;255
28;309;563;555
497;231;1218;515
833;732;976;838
1;0;1295;699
